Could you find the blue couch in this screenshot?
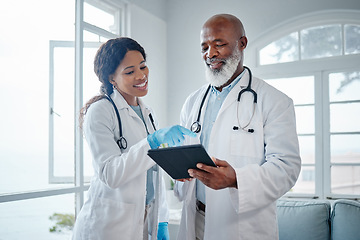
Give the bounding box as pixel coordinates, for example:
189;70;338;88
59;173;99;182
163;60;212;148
277;199;360;240
169;198;360;239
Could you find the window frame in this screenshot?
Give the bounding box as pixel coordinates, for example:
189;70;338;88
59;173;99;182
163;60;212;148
323;68;360;199
74;0;124;214
49;40;103;184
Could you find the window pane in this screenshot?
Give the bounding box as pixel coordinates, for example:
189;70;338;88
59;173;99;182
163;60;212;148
0;194;74;239
0;155;71;193
330;103;360;132
84;30;101;42
295;106;315;134
51;43;101;181
265;76;314;105
84;30;110;42
329;71;360;102
298;136;315;164
84;2;117;34
331;166;360;195
0;0;75;193
301;25;342;59
345;24;360;55
53;47;75;177
259;32;299;65
291;166;315;194
331;135;360;164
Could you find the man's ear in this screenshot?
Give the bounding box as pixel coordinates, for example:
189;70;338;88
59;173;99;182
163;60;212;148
239;36;248;49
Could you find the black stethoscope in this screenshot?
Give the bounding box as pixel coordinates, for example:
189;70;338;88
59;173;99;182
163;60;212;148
105;94;156;150
190;66;257;134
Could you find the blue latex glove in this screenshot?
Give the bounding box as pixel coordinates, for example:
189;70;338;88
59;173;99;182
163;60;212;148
147;125;196;149
157;222;169;240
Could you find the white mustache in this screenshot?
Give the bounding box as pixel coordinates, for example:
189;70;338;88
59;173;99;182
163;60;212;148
206;58;225;65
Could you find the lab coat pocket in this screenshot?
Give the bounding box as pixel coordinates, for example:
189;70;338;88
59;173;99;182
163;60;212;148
89;197;136;239
230;130;263;160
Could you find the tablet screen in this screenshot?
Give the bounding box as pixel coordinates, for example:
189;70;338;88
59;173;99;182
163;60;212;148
147;144;216;179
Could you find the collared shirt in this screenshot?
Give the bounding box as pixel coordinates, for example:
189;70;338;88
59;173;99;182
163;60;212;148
130;104;155;205
196;71;245;204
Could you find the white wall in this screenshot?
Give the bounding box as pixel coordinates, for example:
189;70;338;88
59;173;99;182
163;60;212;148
128;3;168;128
126;0;167;21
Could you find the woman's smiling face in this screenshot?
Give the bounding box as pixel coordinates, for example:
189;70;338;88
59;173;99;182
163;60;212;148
110;50;149;106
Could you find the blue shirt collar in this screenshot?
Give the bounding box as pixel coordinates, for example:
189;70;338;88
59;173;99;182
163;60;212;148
210;70;246;95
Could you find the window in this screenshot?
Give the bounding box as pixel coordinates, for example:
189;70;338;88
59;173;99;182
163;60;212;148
254;10;360;199
265;76;316;194
48;0;122;184
49;41;102;183
0;0;126;238
259;32;299;65
260;23;360;65
0;0;76;194
328;71;360;196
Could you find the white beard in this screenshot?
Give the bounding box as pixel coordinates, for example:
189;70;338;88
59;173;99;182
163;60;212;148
204;48;241;87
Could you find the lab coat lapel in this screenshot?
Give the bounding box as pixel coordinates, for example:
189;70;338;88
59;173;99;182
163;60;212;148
138;98;152;119
112;90;129;111
195;85;211;144
112;91;151;136
184;85;210;145
138;98;156;134
113;90;153;119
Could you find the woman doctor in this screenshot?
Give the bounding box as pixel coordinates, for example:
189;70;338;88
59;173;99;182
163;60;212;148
72;37;195;240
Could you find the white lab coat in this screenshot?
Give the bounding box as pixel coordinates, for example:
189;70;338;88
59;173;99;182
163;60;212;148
174;69;301;240
72;90;169;240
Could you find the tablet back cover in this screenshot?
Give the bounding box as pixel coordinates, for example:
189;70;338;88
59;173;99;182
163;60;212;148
147;144;215;179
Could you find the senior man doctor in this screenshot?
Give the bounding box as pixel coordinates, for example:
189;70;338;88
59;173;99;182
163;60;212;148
174;14;301;240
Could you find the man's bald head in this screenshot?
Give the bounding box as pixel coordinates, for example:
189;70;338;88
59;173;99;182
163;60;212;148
202;14;246;40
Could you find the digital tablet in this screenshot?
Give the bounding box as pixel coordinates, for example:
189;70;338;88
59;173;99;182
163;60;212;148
147;144;216;179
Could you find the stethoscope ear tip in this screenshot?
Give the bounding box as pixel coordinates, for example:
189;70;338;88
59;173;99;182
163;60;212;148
233;126;254;133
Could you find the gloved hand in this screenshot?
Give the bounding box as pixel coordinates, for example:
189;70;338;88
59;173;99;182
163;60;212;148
157;222;169;240
147;125;196;149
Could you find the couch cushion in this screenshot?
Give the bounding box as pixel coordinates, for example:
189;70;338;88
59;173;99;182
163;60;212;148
277;199;331;240
331;199;360;240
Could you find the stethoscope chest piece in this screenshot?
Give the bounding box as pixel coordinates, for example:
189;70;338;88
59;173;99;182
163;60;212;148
117;136;127;150
190;121;201;133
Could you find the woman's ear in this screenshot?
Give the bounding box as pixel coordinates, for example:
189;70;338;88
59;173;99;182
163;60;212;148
109;75;115;84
